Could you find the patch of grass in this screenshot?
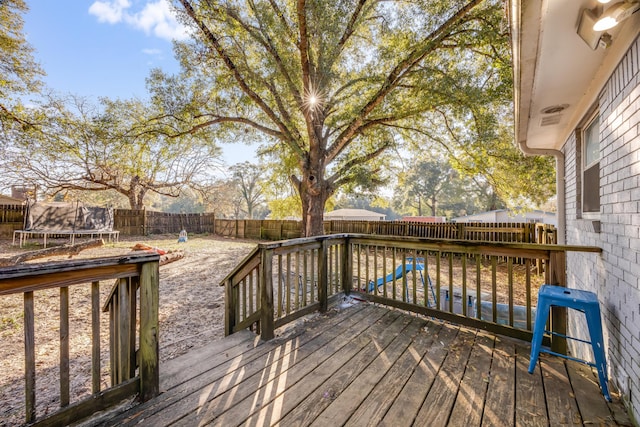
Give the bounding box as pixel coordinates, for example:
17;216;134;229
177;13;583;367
0;313;22;334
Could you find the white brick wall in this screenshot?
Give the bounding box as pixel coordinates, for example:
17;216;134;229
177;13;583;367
563;35;640;420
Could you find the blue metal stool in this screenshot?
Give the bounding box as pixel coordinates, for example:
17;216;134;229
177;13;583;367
528;284;611;401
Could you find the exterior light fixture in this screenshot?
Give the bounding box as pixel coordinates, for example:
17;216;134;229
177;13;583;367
593;1;640;31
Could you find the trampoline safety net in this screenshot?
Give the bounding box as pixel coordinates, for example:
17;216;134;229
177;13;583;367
25;202;115;232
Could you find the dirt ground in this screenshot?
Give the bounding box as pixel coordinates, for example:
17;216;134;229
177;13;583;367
0;234;256;426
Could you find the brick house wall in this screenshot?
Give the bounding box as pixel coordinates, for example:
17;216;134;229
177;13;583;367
564;35;640;419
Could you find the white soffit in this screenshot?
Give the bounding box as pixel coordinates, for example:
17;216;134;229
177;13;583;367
519;0;640;150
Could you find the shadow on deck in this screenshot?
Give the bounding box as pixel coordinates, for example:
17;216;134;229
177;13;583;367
84;299;631;426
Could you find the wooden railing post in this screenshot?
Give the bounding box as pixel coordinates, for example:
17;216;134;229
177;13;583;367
546;250;567;355
260;249;275;340
318;239;329;312
60;286;70;407
224;278;236;336
342;238;352;295
139;260;159;401
24;291;36;424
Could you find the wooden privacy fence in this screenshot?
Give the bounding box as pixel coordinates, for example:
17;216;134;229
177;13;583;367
0;204;26;237
221;234;601;357
214;219;557;244
0;204;556;243
114;210;215;236
0;253;160;426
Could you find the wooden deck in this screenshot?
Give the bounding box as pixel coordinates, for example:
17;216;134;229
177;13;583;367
87;300;631;426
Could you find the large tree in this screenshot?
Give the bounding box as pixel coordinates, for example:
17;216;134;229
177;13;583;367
152;0;517;235
394;157;456;217
229;162;265;219
3;94;221;209
0;0;44;130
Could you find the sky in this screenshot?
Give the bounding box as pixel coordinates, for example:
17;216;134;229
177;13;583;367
23;0;256;166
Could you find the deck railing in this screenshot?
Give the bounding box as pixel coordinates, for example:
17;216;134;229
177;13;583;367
0;253;160;426
222;234;600;354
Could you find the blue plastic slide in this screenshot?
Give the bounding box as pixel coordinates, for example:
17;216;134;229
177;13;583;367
366;258;437;306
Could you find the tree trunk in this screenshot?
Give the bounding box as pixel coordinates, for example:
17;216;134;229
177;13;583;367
293;163;332;237
0;239;104;267
301;189;328;237
125;177;147;210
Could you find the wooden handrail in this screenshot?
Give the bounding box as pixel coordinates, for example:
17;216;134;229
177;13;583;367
0;254;160;425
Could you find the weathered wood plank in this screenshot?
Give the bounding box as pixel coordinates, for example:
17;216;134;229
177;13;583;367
31;378;139;427
0;254;158;296
212;310;406;426
344;320;445;427
139;261;159;401
448;332;496;427
24;291;36;423
91;281;101;394
310;317;426;426
481;336;516;427
85;304;631;427
60;286;70;407
539;355;582;425
412;328;477;426
198;313;400;425
379;322;460;426
260;249;275;340
514;344;548;426
117;278;131;383
566;360;617;425
116;304;380;427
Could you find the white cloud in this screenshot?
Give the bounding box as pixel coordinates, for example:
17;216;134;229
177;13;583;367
88;0;131;24
89;0;190;41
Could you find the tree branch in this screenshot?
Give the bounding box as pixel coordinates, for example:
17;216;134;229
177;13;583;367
324;0;483;163
177;0;299;146
327;140;391;185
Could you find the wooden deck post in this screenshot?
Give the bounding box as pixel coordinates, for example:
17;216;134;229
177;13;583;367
341;238;352;295
546;251;567;355
318;239;328;313
24;291;36;423
260;249;275;340
224;278;236;336
139;260;159;401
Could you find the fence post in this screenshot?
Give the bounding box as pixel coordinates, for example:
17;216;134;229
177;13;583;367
139;260;159;401
260;249;275;340
341;237;352;295
546;250;567;355
318;239;329;312
456;222;465;239
144;208;149;236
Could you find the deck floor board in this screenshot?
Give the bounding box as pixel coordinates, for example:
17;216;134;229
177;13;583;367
448;332;495;427
86;302;630;427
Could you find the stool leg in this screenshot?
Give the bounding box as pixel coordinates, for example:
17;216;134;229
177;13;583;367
585;306;611;402
529;299;551;374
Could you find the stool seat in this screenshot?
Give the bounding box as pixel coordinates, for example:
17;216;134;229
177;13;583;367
528;284;611;401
